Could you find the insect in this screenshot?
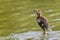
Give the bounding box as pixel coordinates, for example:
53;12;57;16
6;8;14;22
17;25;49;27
34;9;50;34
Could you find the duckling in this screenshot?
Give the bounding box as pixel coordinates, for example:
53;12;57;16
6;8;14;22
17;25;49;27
34;9;50;34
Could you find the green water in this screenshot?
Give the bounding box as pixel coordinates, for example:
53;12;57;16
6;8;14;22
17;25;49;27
0;0;60;37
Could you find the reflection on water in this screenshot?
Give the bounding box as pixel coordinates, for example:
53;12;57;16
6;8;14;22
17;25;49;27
0;31;60;40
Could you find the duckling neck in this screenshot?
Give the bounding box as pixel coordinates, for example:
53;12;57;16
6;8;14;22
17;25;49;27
37;15;42;18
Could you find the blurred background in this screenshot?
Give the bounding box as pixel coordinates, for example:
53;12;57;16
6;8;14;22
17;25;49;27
0;0;60;36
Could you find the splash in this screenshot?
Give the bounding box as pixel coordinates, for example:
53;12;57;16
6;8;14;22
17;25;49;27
0;31;60;40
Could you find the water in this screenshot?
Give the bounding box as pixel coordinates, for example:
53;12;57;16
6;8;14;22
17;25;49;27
0;10;59;40
0;31;60;40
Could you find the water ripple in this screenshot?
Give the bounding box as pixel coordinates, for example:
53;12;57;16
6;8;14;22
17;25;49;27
52;18;60;21
50;13;60;16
